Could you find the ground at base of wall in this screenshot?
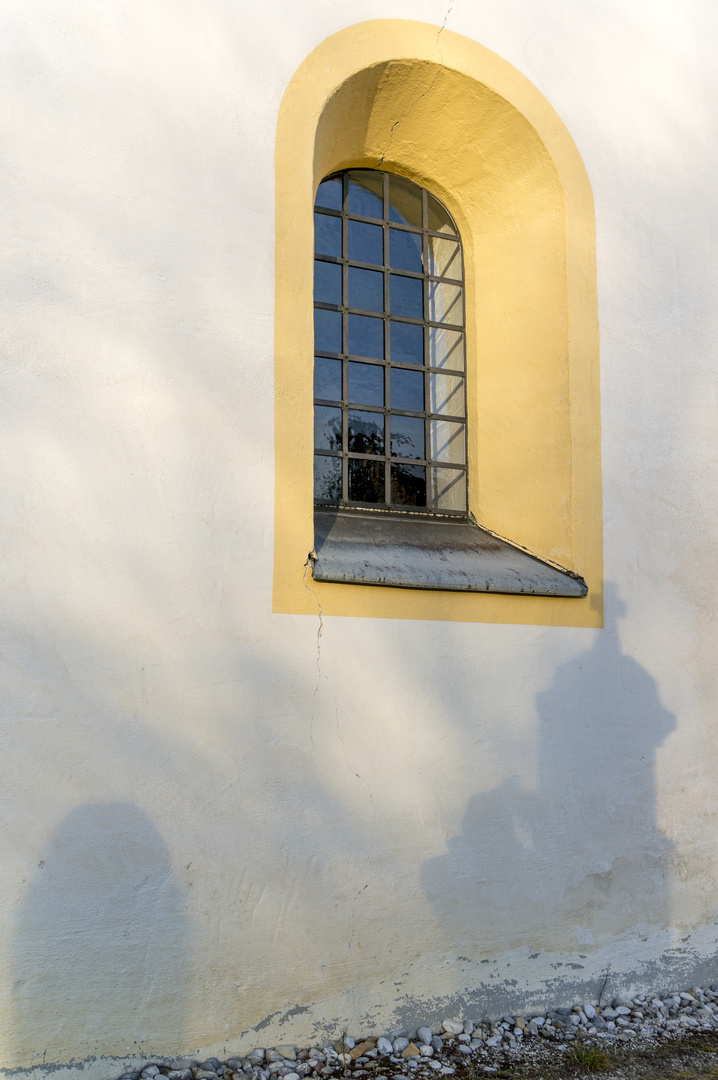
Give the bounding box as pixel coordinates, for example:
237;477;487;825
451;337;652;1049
116;985;718;1080
115;1032;718;1080
460;1030;718;1080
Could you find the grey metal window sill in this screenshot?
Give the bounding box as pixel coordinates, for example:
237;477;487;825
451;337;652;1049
312;508;587;597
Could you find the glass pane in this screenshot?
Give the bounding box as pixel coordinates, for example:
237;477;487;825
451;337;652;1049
314;455;342;502
391;321;423;366
427;236;461;279
348;459;384;503
391;464;426;506
429;419;465;464
391;368;424;412
427;280;463;325
389;228;422;273
314;356;342;401
428;326;464;370
427;192;457;235
313;308;341;354
430;467;467;512
389;174;423;227
348;314;384;359
348;220;383;265
315;178;343;212
314;212;342;257
314;260;342;305
347;170;383;219
314;308;342;353
391;414;425;459
348;267;384;313
348;410;384;455
390;274;423;319
314;405;343;451
348;361;384;406
429;372;465;417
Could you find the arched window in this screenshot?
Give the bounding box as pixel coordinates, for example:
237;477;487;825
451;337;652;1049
313;169;467;515
273;22;602;620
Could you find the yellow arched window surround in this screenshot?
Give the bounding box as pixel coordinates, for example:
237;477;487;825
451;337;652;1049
273;20;602;627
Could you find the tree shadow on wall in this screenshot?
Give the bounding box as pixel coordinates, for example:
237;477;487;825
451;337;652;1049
420;583;676;960
13;802;188;1069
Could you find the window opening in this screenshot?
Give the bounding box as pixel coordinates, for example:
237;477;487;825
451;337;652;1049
313;170;468;515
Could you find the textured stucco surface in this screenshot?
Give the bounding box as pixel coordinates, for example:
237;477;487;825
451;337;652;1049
1;0;717;1076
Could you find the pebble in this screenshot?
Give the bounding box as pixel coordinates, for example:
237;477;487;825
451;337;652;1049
114;982;718;1080
401;1045;420;1059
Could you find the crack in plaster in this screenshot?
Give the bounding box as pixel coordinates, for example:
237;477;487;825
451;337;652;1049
303;554;323;805
597;963;612;1007
302;557;377;1013
378;0;454;166
331;693;378;1024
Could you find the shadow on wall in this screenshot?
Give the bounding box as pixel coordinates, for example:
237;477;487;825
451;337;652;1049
13;802;188;1067
421;583;676;961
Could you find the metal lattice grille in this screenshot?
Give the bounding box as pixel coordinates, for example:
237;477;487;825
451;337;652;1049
313;169;468;515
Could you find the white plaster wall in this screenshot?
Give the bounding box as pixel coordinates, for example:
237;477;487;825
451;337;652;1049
1;0;717;1076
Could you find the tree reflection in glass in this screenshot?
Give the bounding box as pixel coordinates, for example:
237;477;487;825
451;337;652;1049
348;411;384;456
348;460;385;503
391;464;426;506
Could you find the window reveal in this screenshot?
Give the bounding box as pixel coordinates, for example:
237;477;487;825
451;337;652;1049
313;170;468;514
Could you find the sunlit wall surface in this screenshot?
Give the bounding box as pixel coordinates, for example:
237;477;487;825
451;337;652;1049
1;2;717;1078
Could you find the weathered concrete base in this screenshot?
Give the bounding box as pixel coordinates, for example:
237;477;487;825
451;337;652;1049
6;922;718;1080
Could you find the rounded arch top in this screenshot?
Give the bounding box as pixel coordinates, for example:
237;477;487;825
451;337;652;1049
277;19;594;228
